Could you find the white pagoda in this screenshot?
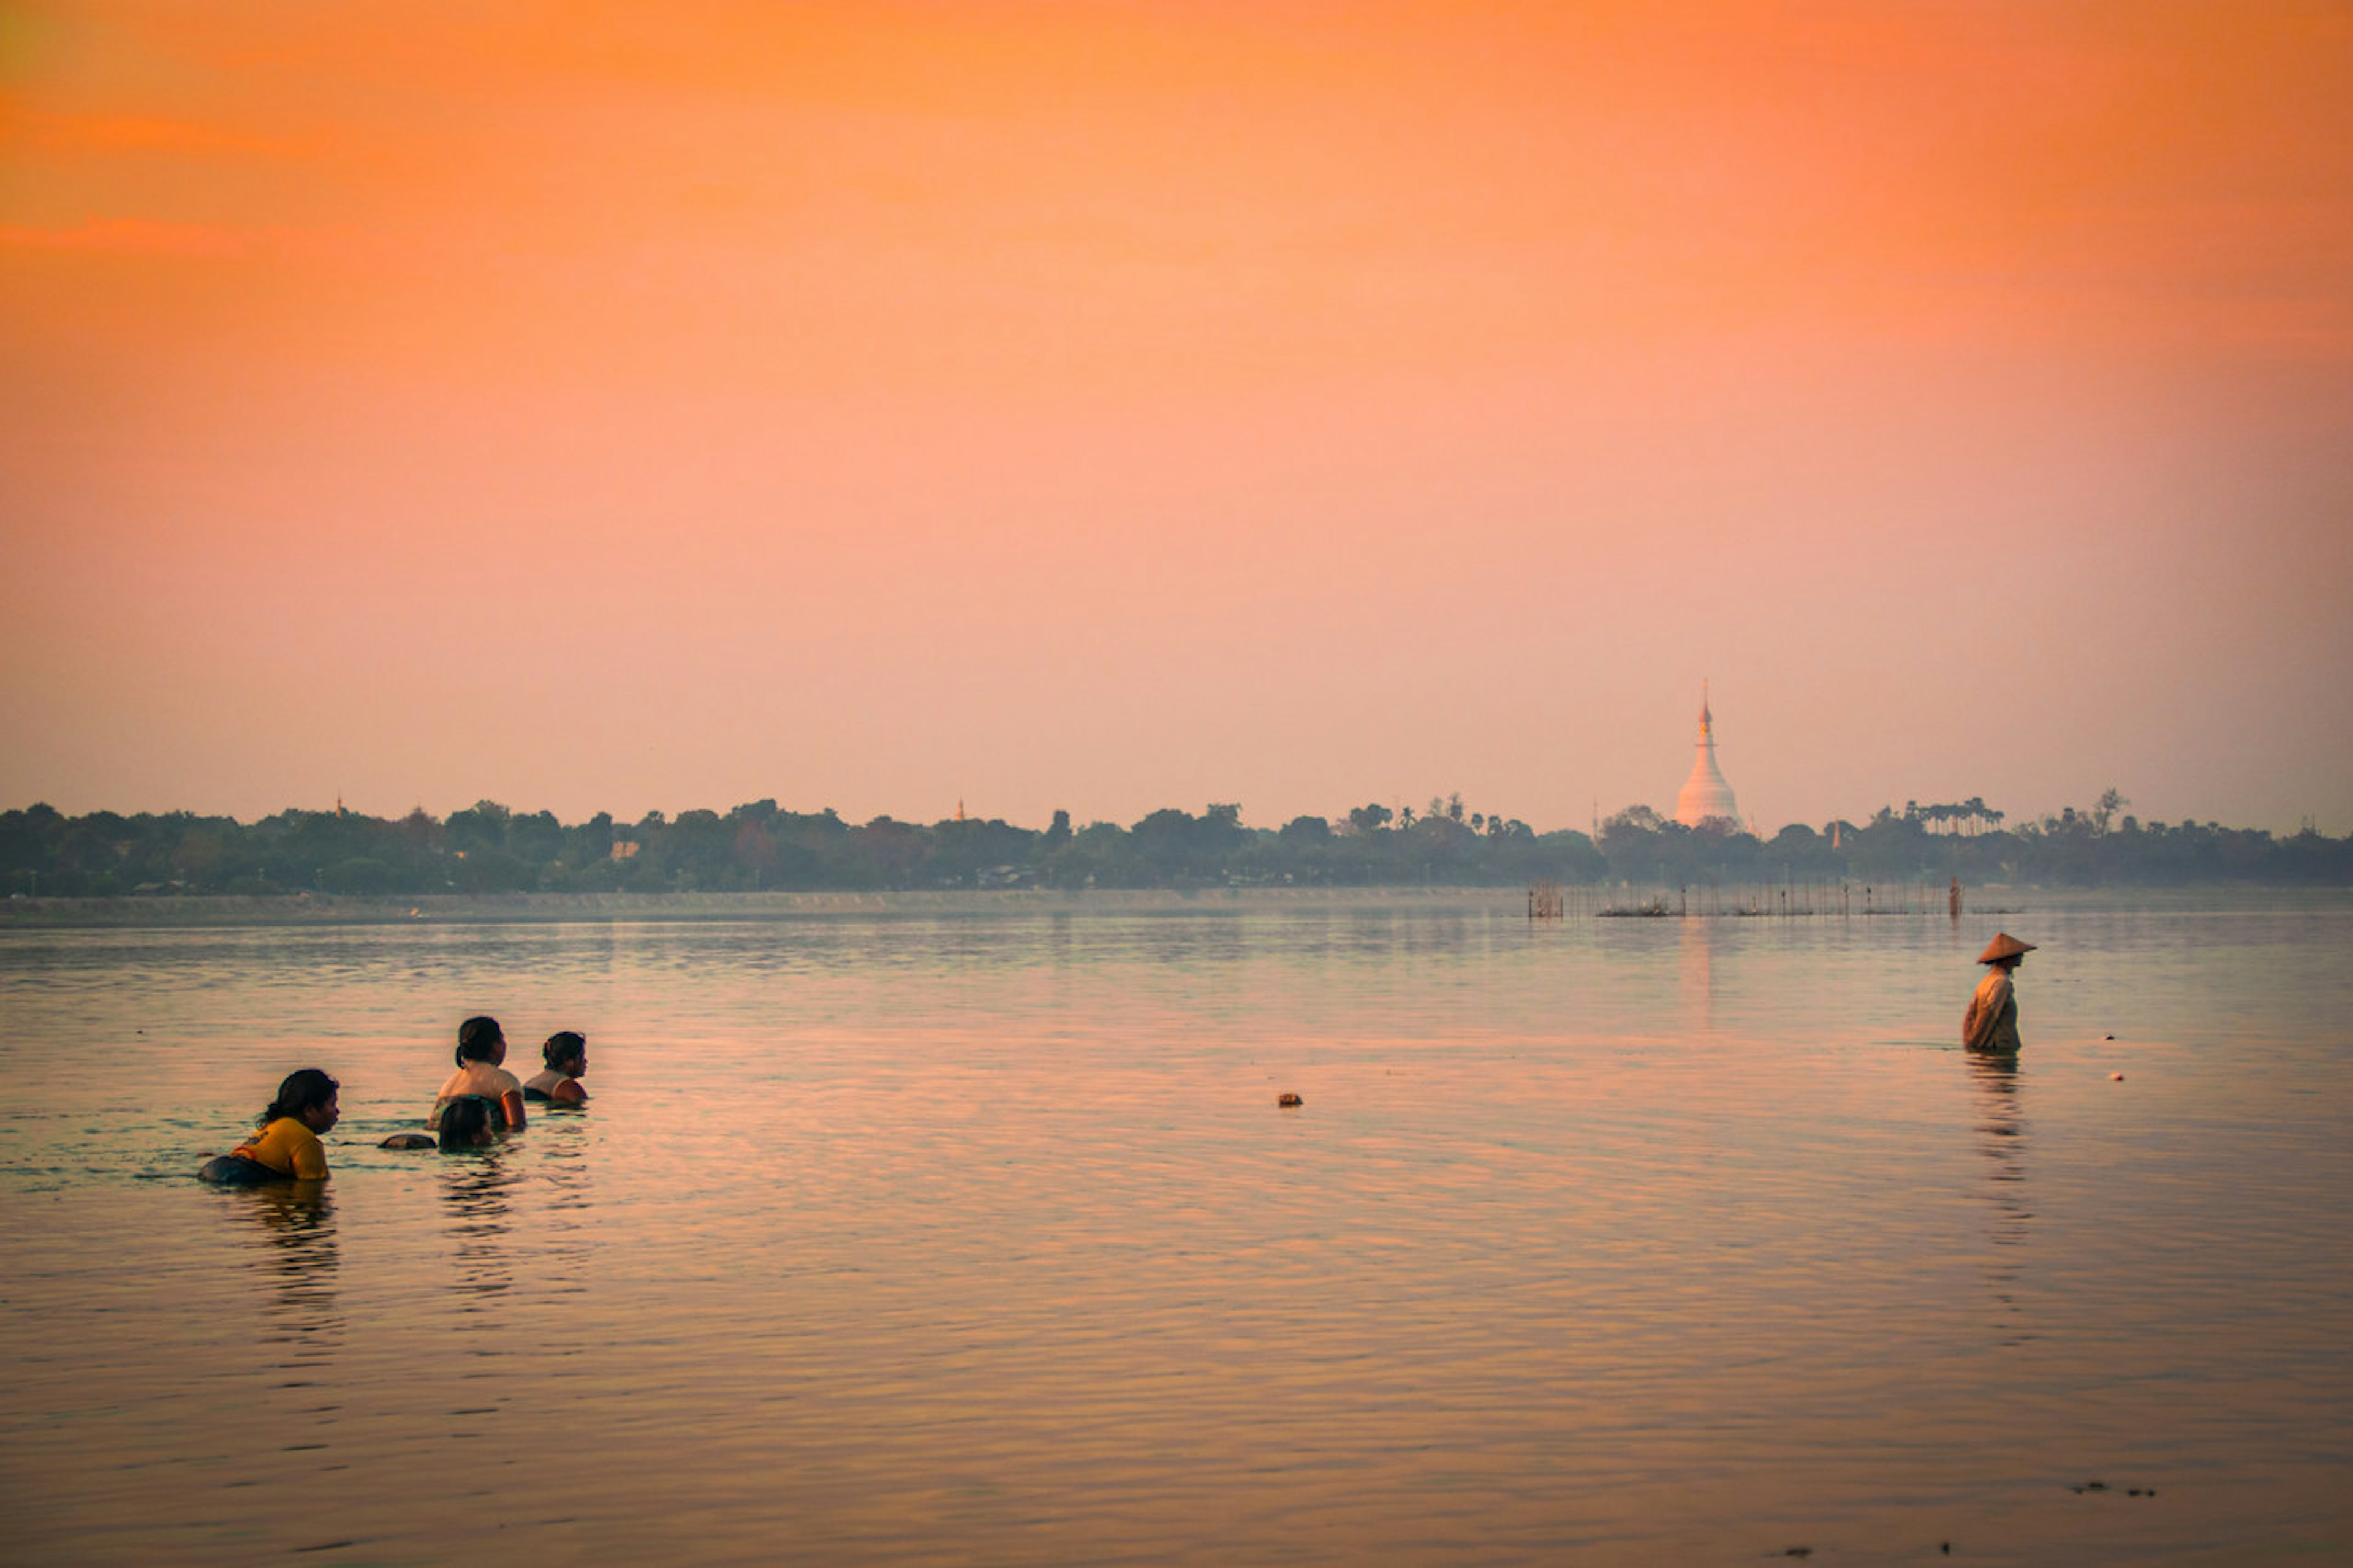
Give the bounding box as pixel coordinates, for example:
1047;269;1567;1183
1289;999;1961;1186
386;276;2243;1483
1673;683;1742;829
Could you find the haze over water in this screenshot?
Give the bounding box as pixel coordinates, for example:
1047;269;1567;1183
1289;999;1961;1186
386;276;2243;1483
2;891;2347;1564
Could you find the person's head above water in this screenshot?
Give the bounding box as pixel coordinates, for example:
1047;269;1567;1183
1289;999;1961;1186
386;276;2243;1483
455;1015;506;1067
437;1094;496;1151
261;1068;339;1132
542;1031;588;1076
1977;933;2036;972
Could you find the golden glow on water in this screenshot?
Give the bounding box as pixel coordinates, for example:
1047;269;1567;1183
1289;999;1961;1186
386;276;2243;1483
1;893;2349;1563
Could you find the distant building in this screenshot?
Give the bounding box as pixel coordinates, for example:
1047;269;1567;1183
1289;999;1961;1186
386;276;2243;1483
1673;683;1741;829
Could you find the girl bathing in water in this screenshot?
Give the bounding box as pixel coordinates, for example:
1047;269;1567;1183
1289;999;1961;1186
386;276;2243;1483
382;1017;529;1151
523;1031;589;1105
433;1094;498;1150
199;1069;339;1184
431;1015;526;1132
381;1091;499;1153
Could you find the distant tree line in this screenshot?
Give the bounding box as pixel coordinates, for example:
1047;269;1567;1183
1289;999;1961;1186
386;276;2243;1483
1594;790;2350;888
1;788;2346;899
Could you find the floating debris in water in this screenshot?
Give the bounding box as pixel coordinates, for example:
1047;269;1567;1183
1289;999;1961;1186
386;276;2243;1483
2068;1477;2159;1498
2110;1072;2126;1081
1277;1093;1303;1107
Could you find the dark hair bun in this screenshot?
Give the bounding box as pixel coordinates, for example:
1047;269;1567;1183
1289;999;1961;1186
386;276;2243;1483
454;1015;504;1064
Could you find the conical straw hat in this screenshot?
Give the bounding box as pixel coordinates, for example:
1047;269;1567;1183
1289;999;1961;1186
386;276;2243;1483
1977;932;2037;964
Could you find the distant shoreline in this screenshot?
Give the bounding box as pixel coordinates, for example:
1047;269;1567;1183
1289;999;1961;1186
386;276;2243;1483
2;883;2343;931
0;886;1521;929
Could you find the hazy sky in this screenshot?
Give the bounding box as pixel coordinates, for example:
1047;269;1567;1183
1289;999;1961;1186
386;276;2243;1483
6;2;2350;834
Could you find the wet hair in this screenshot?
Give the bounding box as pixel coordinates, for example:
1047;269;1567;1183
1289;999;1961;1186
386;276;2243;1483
455;1015;505;1066
259;1069;338;1129
543;1031;587;1072
438;1095;495;1151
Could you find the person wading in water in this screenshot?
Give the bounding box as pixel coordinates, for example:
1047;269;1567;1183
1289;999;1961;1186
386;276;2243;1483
1963;933;2036;1054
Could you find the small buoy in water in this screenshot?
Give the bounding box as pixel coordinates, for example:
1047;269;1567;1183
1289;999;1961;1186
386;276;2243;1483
1277;1093;1303;1107
2110;1072;2125;1081
380;1131;436;1150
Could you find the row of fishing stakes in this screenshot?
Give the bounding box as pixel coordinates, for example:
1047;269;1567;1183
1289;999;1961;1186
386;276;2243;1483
1529;879;1971;920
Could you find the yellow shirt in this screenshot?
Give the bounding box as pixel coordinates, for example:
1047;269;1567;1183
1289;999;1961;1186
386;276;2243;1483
233;1117;328;1179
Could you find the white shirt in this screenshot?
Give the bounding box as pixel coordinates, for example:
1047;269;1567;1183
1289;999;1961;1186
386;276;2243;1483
431;1061;521;1123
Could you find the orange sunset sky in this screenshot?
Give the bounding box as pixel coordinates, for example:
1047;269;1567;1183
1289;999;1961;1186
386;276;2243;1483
4;1;2350;833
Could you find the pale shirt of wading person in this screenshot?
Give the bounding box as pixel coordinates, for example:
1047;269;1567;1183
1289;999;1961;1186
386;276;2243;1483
430;1015;526;1132
1963;933;2036;1055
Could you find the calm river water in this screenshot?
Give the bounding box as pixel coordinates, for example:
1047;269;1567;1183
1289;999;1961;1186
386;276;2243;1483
1;891;2347;1564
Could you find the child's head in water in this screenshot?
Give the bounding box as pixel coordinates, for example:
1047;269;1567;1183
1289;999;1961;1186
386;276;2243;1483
543;1031;588;1078
437;1095;496;1151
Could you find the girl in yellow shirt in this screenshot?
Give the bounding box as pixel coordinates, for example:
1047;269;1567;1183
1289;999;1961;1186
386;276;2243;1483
199;1069;339;1184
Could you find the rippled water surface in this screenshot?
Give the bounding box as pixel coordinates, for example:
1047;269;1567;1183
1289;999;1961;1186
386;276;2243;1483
2;892;2348;1564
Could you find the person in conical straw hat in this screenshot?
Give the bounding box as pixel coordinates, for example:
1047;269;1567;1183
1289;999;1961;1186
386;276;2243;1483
1963;933;2037;1054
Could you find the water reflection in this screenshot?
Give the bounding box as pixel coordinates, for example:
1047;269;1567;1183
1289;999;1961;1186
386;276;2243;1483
8;897;2347;1564
439;1152;523;1310
216;1181;341;1357
1965;1052;2034;1346
1680;917;1716;1033
532;1119;597;1303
